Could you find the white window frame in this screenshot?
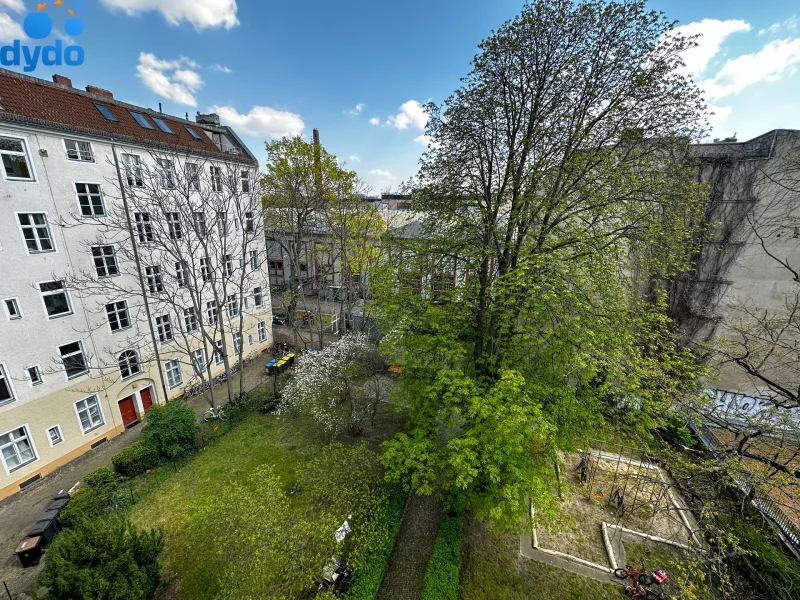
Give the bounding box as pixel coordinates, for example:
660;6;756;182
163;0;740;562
0;425;38;475
216;211;227;236
106;300;131;333
193;211;207;236
254;287;264;308
241;171;251;193
200;257;211;282
64;138;94;162
157;158;175;189
26;365;43;387
75;182;106;217
46;425;63;447
59;340;89;381
227;294;239;318
166;212;183;240
183;307;199;333
232;332;242;356
146;266;164;294
38;281;73;319
0;363;17;406
92;245;119;278
192;348;207;375
187;162;201;191
225;254;234;277
214;340;224;365
3;298;22;320
134;212;154;243
74;395;105;435
164;359;183;389
17;212;56;254
175;261;189;287
248;333;254;345
122;153;143;187
155;314;173;343
207;301;218;325
258;321;267;342
250;250;258;271
210;165;223;192
118;349;142;380
0;135;36;182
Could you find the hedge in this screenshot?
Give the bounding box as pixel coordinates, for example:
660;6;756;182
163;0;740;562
112;440;159;477
343;489;407;600
421;511;463;600
59;467;119;528
143;401;199;459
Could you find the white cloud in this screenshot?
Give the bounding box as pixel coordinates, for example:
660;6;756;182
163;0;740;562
386;100;428;130
349;155;360;163
137;53;204;106
210;64;233;74
707;103;733;128
369;117;380;126
0;12;24;42
347;103;366;116
760;16;800;36
0;0;24;13
699;38;800;100
414;134;431;146
100;0;238;30
369;169;395;179
209;105;304;138
668;19;750;78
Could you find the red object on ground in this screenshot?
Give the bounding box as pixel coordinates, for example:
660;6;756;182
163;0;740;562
653;569;668;584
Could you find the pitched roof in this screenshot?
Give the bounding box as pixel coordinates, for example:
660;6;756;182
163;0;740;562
0;69;255;163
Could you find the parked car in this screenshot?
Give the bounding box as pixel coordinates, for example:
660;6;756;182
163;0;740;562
273;315;289;327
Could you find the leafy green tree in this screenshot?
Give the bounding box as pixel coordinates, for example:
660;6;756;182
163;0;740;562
59;466;118;528
377;0;709;531
39;516;163;600
143;401;199;459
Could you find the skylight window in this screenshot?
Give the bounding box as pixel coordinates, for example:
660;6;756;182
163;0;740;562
185;126;202;141
152;116;174;134
94;103;118;122
129;111;154;130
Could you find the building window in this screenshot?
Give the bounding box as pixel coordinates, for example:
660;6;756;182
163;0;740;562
0;364;15;405
157;158;175;189
65;139;93;162
27;366;42;386
216;212;227;236
244;215;255;236
269;260;284;284
183;307;198;332
118;350;142;379
135;212;154;243
94;103;117;121
18;213;55;253
258;321;267;342
0;136;33;180
227;294;239;318
200;258;211;282
249;251;258;272
156;314;173;343
232;332;242;355
192;348;206;375
187;162;200;191
146;266;164;294
75;395;104;433
241;171;250;193
152;116;174;134
129;111;154;129
254;287;264;308
248;334;253;345
0;426;36;472
47;425;63;446
165;360;183;389
40;281;72;318
123;154;143;187
3;298;21;320
431;273;455;297
166;212;182;240
193;211;206;236
206;301;218;325
59;341;88;379
175;261;189;287
214;340;224;365
210;166;222;192
225;254;234;277
106;301;131;332
92;246;119;277
76;183;105;217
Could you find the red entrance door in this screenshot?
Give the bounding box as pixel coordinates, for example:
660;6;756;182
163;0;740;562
140;387;153;412
118;396;137;427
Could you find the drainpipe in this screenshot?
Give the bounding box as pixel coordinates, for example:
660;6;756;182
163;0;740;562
111;143;170;404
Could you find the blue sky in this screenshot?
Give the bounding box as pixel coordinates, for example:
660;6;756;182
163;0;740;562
1;1;799;192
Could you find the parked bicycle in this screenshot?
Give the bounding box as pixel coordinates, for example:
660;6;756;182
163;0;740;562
203;406;228;422
615;562;653;586
624;585;667;600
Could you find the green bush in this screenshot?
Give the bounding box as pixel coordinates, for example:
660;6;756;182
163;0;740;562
59;467;119;528
422;511;463;600
730;520;800;600
112;440;159;477
39;515;163;600
343;489;407;600
144;401;199;459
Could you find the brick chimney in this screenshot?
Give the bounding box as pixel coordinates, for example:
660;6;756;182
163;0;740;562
52;74;72;87
86;85;113;99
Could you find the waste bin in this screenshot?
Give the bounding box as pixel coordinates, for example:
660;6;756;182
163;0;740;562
16;535;43;567
27;516;59;546
42;508;62;524
47;497;69;512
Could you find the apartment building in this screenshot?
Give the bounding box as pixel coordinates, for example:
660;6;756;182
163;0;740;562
0;70;273;499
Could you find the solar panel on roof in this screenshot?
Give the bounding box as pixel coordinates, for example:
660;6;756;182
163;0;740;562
94;103;118;121
129;111;154;130
152;116;174;134
185;126;202;141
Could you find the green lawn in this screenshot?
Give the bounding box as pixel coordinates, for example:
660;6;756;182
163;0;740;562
460;515;627;600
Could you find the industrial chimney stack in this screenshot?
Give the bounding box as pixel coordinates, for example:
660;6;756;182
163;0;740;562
313;128;323;193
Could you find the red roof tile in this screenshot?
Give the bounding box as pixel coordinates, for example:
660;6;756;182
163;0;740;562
0;70;253;163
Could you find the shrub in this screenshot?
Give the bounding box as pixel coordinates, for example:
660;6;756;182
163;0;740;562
59;467;119;528
39;515;163;600
83;466;117;492
143;401;199;459
421;511;463;600
112;440;159;477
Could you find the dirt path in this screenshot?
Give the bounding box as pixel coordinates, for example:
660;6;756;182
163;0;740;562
376;494;443;600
